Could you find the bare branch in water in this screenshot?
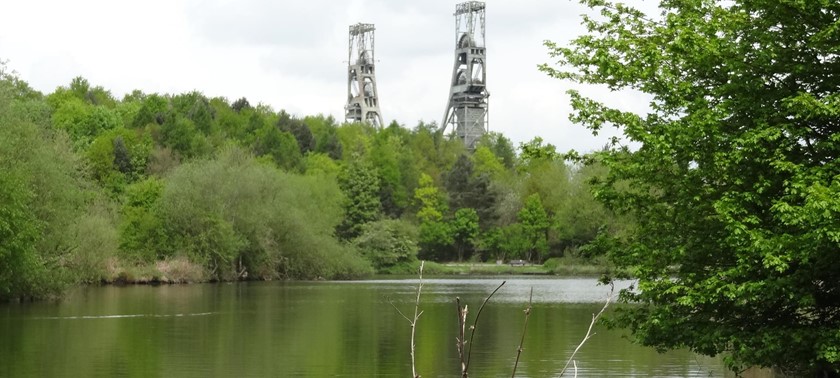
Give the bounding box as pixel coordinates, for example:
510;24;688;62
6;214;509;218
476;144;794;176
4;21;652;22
390;262;425;378
409;262;425;378
455;281;505;377
558;282;615;376
511;287;533;378
456;297;469;377
465;281;505;374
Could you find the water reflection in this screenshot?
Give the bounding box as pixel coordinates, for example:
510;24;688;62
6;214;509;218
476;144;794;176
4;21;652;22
0;278;729;377
344;277;633;303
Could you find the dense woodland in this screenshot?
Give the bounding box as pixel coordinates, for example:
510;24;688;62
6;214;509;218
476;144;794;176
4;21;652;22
0;62;624;300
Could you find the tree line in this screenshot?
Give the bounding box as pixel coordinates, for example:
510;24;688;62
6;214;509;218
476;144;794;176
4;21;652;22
0;62;625;301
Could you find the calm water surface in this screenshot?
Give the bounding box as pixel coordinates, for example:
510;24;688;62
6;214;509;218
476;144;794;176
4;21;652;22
0;277;730;377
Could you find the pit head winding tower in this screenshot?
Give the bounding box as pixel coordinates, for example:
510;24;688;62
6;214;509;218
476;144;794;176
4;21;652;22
346;23;384;127
442;1;488;149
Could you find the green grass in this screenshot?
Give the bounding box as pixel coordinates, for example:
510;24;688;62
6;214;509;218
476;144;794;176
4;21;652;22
441;263;549;275
377;257;628;277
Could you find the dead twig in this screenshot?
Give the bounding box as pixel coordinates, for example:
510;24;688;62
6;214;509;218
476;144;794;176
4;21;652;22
389;261;425;378
558;282;615;376
457;281;506;377
511;287;533;378
456;297;468;377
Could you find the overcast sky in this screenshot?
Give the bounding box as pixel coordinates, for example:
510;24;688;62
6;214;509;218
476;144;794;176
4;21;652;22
0;0;654;153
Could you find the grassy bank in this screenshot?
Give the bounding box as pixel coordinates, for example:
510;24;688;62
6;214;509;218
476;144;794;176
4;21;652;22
94;256;627;286
378;257;627;277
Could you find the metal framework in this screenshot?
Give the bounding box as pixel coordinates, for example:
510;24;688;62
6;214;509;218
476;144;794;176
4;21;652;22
345;23;384;127
442;1;488;149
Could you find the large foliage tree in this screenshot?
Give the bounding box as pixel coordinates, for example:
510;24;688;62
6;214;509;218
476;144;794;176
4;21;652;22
0;171;42;300
445;154;497;228
450;208;479;262
518;194;550;262
352;219;418;271
542;0;840;374
336;158;382;240
0;67;116;298
371;131;411;217
157;147;371;280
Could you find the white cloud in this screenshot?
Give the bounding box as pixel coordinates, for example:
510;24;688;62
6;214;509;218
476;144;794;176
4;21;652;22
0;0;655;153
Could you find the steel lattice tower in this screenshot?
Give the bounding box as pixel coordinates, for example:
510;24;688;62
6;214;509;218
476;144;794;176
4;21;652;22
345;23;384;127
442;1;488;149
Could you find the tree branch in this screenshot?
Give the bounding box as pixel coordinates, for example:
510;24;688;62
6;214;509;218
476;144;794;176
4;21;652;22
465;281;506;374
389;261;425;378
511;287;533;378
558;282;615;376
456;297;468;377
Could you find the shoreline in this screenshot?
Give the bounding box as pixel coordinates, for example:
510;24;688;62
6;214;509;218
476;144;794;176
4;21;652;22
97;258;623;286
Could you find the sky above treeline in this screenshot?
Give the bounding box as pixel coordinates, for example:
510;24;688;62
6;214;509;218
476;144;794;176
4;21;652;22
0;0;656;153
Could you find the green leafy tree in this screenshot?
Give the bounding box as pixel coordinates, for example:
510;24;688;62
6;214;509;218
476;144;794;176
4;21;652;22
445;154;497;228
352;219;418;271
484;223;530;262
477;132;517;169
306;115;343;160
119;178;166;262
160;114;202;157
114;100;141;130
336;122;375;160
450;208;479;261
371;132;410;217
415;173;454;261
213;98;248;141
303;153;341;177
86;127;152;192
471;145;505;179
543;0;840;374
0;172;42;300
156;147;371;280
253;124;302;171
187;96;214;135
414;173;447;223
231;97;251;112
131;94;168;128
336;159;381;240
278;110;315;154
0;63;42;101
405;121;465;180
0;70;110;299
49;98;92;146
518;194;550;262
522;158;570;225
555;162;625;254
517;137;559;171
417;220;453;262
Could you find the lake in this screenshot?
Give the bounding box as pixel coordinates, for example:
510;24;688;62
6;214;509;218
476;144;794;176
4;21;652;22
0;277;733;377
